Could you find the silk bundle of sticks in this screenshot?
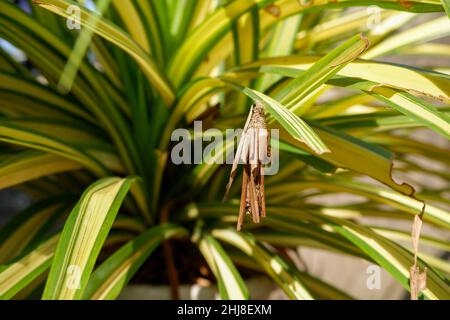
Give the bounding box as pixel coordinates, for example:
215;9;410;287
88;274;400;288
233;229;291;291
224;102;270;230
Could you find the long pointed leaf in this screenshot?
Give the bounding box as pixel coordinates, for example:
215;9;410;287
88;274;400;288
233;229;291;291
0;235;58;300
243;88;330;154
212;229;314;300
84;224;187;300
198;234;249;300
42;177;134;299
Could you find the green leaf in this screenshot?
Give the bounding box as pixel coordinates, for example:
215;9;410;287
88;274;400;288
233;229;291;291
302;75;450;139
232;5;259;66
0;72;95;123
372;226;450;252
227;248;354;300
275;123;415;196
33;0;175;106
111;0;150;53
0;3;142;178
168;0;276;87
364;16;450;58
323;216;450;300
267;178;450;229
278;141;337;173
56;0;112;93
212;229;314;300
243;88;330;154
84;224;187;300
295;10;401;51
276;34;369;115
0;235;58;300
189;203;367;259
368;86;450;139
199;203;450;300
0;122;107;176
0;199;64;264
42;177;134;300
254;14;301;92
0;150;81;190
442;0;450;17
245;56;450;101
198;234;249;300
294;272;354;300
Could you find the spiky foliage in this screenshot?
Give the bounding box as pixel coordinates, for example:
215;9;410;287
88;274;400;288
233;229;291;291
0;0;449;300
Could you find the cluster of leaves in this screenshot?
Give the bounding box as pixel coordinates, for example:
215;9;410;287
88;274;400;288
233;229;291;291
0;0;449;300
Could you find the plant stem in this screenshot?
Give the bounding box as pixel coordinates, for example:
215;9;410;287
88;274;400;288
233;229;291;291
160;201;180;300
162;241;180;300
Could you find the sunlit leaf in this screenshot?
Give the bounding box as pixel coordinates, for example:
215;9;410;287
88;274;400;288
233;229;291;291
42;177;134;300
